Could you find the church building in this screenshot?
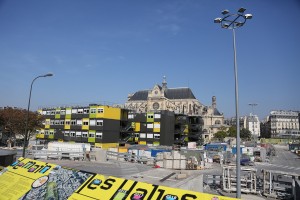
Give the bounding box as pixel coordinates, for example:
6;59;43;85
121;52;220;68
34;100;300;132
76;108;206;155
125;77;224;141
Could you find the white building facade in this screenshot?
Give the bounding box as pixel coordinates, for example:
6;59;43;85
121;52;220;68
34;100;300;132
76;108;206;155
268;110;300;138
244;114;260;137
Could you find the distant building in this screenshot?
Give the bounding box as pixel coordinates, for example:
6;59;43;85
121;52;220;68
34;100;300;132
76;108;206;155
125;77;225;142
224;116;245;128
244;113;260;137
267;110;300;138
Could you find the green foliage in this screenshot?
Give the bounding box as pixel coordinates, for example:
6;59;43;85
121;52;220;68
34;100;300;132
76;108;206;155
0;107;44;142
228;126;236;137
213;126;252;141
214;131;227;140
240;128;252;140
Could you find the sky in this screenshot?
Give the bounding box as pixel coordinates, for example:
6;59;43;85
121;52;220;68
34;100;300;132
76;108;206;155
0;0;299;120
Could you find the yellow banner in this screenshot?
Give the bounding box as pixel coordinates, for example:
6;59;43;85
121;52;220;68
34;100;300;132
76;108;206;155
0;158;238;200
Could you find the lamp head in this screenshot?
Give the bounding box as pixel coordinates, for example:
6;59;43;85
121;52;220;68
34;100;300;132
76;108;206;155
43;73;53;77
238;7;246;13
222;10;229;15
214;18;222;23
222;23;230;29
245;14;253;19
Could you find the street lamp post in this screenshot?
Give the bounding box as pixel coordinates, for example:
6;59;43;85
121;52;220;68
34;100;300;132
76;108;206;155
22;73;53;158
214;8;252;198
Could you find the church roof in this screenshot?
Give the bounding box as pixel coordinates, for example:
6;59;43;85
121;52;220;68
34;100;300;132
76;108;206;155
213;108;223;116
128;87;196;101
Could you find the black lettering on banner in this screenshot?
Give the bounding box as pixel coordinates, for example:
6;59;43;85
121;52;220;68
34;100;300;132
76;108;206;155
147;185;159;200
87;179;102;190
76;174;97;193
156;189;165;200
101;178;116;190
181;194;197;200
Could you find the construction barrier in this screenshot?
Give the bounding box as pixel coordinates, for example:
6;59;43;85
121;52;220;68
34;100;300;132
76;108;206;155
0;157;238;200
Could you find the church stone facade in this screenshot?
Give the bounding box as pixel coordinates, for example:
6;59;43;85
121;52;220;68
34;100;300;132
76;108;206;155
125;77;224;141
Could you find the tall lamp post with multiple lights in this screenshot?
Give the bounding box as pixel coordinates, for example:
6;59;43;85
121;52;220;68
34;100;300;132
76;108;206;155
214;8;252;198
22;73;53;157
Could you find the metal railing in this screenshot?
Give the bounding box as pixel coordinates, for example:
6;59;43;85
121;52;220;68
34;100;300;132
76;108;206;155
106;151;155;165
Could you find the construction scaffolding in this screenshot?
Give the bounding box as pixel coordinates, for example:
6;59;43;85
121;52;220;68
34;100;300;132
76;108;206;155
222;165;257;194
262;169;299;199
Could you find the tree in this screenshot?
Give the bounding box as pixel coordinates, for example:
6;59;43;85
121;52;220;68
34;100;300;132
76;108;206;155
0;107;44;146
213;131;227;141
227;126;237;137
240;128;252;140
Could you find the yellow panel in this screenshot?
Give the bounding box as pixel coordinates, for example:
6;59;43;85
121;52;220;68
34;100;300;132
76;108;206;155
94;143;118;149
139;141;147;145
96;106;121;120
36;134;44;139
134;122;140;132
45;119;50;129
153;122;160;133
82;118;89;130
65;119;70;129
118;148;128;153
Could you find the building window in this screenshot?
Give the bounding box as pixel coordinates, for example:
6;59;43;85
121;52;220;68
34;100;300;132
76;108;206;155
96;120;103;126
45;130;49;135
154;114;161;119
65;120;70;125
90;108;96;113
89;132;95;138
90;120;96;126
147;134;153;138
84;108;89;114
70;131;76;137
83;121;89;126
64;131;69;137
128;114;134;119
97;108;104;113
60;120;65;125
154;134;160;139
96;132;102;139
71;120;76;125
140;133;146;138
147;114;154;119
77;120;82;126
60;110;66;115
49;130;54;135
50;110;55;115
76;131;82;137
154;123;160;129
78;109;83;114
147;123;153;128
55;110;60;115
72;109;77;114
55;120;60;125
82;131;88;138
66;109;71;115
50;120;54;125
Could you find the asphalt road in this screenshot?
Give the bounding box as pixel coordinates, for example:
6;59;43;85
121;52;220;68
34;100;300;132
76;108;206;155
255;145;300;175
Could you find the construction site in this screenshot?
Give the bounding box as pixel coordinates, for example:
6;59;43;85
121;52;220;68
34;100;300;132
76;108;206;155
1;140;300;200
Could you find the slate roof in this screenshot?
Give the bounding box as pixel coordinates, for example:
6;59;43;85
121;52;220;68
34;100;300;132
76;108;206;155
213;108;222;116
128;87;196;101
